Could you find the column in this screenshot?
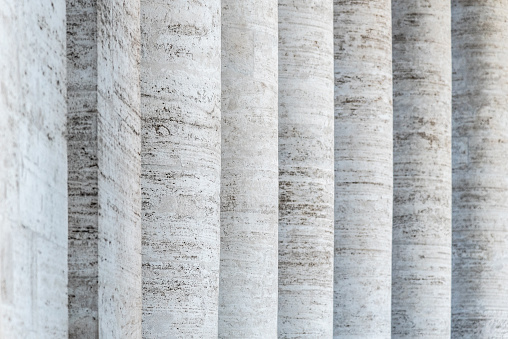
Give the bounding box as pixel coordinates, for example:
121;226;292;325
219;0;279;337
140;0;221;337
278;0;334;337
0;0;68;337
392;0;452;337
333;0;393;337
67;0;142;337
452;1;508;337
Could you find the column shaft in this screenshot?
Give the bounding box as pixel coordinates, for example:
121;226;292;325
278;0;334;337
67;0;142;337
219;0;279;337
452;1;508;337
0;0;68;337
140;0;221;337
333;0;393;337
392;0;452;337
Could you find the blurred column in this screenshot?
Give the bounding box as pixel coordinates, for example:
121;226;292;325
278;0;334;337
452;1;508;337
334;0;393;337
219;0;279;337
392;0;452;337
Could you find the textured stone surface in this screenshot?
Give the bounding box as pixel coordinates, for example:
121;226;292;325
392;1;452;337
218;0;278;337
451;1;508;337
333;1;393;337
140;0;221;337
0;0;68;338
67;0;142;337
278;0;334;337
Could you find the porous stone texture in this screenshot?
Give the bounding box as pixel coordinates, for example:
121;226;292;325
392;0;452;337
140;0;221;337
451;1;508;337
218;0;278;337
333;1;393;337
278;0;334;337
0;0;68;338
67;0;142;337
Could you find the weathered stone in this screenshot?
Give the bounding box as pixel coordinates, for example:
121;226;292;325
452;1;508;337
333;1;393;337
140;0;221;337
67;0;142;337
278;0;334;337
392;0;452;337
0;0;68;337
218;0;278;337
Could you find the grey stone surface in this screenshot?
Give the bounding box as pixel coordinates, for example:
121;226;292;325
392;0;452;337
218;0;278;337
451;1;508;337
278;0;334;337
333;1;393;337
140;0;221;337
0;0;68;338
67;0;142;337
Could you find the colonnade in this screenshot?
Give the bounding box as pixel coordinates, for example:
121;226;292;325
1;0;507;338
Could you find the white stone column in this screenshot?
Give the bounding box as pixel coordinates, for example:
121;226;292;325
0;1;68;338
333;1;393;337
391;1;452;337
451;1;508;337
278;0;334;337
218;0;278;337
67;0;142;337
140;0;221;338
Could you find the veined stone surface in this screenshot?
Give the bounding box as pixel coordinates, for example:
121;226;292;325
392;0;452;337
278;0;334;337
218;0;278;337
0;0;68;338
67;0;142;337
452;1;508;337
333;0;393;337
140;0;221;337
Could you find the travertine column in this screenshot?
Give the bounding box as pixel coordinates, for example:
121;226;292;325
67;0;142;337
452;1;508;337
140;1;221;338
219;0;278;337
0;0;68;338
333;1;393;337
392;1;452;337
278;0;334;337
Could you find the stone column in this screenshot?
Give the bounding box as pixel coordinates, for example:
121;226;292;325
278;0;334;337
391;1;452;337
218;0;278;337
0;0;68;338
451;1;508;337
140;0;221;338
333;1;393;337
67;0;142;337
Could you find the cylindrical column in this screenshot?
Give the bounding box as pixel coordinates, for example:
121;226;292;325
392;1;452;337
333;1;393;337
278;0;334;337
67;0;142;337
218;1;278;337
0;1;68;338
451;1;508;337
140;1;221;337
